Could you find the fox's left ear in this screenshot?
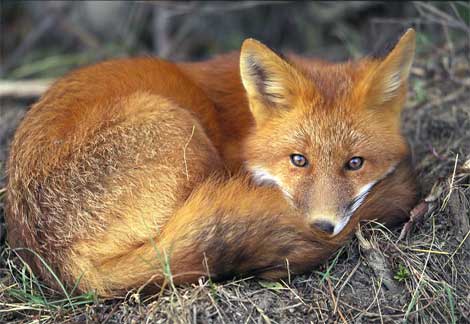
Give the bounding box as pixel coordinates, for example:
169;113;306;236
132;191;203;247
365;28;416;110
240;39;304;125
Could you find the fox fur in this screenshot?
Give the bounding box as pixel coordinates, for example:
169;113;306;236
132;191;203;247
5;29;418;296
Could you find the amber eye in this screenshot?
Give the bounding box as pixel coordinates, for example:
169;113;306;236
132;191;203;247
290;154;308;167
346;157;364;171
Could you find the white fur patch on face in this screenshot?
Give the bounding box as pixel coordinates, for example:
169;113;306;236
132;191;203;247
249;166;293;199
350;182;377;214
334;164;398;236
249;166;281;186
333;214;351;236
334;181;375;235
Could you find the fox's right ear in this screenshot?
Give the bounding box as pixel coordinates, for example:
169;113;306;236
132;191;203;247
240;39;303;125
365;28;416;111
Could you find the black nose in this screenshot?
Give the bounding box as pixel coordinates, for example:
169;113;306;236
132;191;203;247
313;221;335;234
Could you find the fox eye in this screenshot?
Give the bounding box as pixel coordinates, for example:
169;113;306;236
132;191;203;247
290;154;308;167
346;157;364;171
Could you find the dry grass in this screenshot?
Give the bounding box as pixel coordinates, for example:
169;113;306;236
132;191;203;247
1;11;469;324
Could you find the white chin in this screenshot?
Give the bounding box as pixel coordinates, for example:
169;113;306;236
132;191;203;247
333;215;351;236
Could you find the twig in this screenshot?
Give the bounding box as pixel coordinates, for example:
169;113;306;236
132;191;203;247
248;298;271;324
338;296;437;319
101;302;121;324
373;278;384;324
328;258;376;320
356;228;400;293
183;125;196;181
151;1;288;19
0;79;54;98
355;277;384;323
279;279;308;306
444;229;470;267
440;154;459;211
404;214;437;320
413;2;470;34
397;181;443;242
334;259;361;313
326;277;348;324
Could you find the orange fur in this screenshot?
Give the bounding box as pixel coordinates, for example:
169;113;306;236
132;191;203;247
6;30;418;296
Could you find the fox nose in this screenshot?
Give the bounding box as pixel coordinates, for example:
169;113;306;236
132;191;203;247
312;221;335;234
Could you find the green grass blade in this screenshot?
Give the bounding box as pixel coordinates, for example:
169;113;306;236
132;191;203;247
14;248;76;311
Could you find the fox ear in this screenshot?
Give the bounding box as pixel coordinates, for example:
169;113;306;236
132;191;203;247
366;28;416;109
240;39;302;125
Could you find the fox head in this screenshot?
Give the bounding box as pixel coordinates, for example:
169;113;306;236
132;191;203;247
240;29;416;236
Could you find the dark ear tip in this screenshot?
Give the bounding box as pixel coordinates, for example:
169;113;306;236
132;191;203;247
243;37;257;43
370;27;416;59
241;38;261;50
402;28;416;42
398;28;416;55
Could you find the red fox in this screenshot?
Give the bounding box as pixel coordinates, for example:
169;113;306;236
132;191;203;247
5;29;418;296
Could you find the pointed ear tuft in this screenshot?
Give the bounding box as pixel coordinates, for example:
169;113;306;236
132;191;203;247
367;28;416;107
240;39;302;124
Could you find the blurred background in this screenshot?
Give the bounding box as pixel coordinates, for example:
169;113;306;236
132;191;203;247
1;1;468;80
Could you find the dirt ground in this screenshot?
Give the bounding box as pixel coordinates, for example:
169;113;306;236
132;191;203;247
0;39;469;324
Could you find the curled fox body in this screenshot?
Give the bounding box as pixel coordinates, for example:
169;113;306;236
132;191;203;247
6;30;418;296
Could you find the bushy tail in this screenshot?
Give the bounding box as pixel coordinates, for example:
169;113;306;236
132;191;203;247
75;176;347;296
